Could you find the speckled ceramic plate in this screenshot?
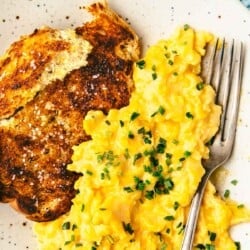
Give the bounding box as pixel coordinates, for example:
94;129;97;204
0;0;250;249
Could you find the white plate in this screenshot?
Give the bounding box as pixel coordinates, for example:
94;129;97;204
0;0;250;249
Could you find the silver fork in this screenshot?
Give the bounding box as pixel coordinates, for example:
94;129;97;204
181;38;245;250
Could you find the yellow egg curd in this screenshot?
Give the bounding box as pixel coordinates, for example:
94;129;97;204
34;26;250;250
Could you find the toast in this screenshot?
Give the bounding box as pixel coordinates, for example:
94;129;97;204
0;2;140;222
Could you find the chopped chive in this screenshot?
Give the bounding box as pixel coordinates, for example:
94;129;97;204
144;138;151;145
122;222;134;234
177;223;185;234
151;111;158;117
164;178;174;190
231;179;238;186
165;53;171;59
165;153;173;159
81;204;85;212
152;72;157;80
165;152;173;166
128;131;135;139
119;120;124;127
123;186;134;193
195;244;206;249
138;127;146;134
149;155;159;167
205;244;215;250
86;170;93;175
105;120;111;125
196;82;205;90
144;165;153;173
143;148;155;157
184;24;190;31
75;243;83;247
154;232;163;241
208;231;217;241
224;189;230;198
156;137;167;154
124;148;130;159
133;152;143;164
102;167;110;180
184;151;192;158
136;60;145;69
62;221;71;230
186;112;194;119
130;112;140;121
176;165;183;171
237;204;244;209
158;106;166;115
172;139;179;145
152;165;163;177
174;201;180;210
96;151;119;167
178;225;185;235
177;222;182;228
145;190;154;200
164;215;175;221
160;243;168;250
168;59;174;65
179;157;186;162
168;167;174;173
154;177;173;195
64;241;71;246
134;177;146;191
151;105;165;117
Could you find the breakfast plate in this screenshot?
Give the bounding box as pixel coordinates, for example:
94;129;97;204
0;0;250;249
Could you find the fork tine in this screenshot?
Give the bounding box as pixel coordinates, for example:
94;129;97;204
216;39;234;141
223;41;244;143
201;38;219;85
211;38;224;93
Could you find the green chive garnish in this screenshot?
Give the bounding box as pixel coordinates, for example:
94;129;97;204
130;112;140;121
136;60;145;69
122;222;134;234
184;24;190;31
62;221;71;230
196;82;205;90
186;112;194;119
224;189;230;198
231;179;238;186
164;215;175;221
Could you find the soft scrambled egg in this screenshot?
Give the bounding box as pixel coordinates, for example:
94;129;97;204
34;26;250;250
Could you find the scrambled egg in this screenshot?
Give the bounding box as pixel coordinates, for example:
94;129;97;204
34;26;250;250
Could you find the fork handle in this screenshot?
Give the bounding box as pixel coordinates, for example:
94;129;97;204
181;171;210;250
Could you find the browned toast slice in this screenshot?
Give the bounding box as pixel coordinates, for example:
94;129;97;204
0;2;140;222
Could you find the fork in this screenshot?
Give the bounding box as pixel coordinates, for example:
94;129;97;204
181;38;245;250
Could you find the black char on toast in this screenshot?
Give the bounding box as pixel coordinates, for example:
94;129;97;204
0;2;140;222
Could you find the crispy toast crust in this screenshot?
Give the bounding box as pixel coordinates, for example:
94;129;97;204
0;2;140;222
